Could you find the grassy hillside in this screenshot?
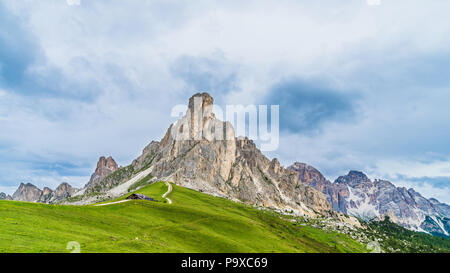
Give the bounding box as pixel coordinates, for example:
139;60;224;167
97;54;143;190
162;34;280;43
0;182;368;253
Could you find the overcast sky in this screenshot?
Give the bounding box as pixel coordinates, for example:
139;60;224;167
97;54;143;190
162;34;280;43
1;0;450;203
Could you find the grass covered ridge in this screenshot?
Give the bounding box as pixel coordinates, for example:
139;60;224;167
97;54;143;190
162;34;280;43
0;182;368;253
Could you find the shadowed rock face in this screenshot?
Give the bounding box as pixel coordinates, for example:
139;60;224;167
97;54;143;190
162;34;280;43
11;182;77;203
289;162;450;236
129;93;331;216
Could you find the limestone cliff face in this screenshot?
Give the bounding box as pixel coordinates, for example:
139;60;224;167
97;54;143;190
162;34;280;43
130;93;331;215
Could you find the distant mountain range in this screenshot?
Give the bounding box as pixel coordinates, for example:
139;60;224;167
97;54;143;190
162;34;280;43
0;156;119;204
1;92;448;238
288;163;450;237
3;182;77;204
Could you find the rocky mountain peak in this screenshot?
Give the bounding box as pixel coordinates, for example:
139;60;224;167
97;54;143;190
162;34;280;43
429;198;440;205
288;162;347;212
56;182;72;191
188;92;214;114
97;156;118;172
12;183;43;202
184;92;218;141
124;93;332;216
53;182;76;201
42;187;52;195
407;188;418;195
269;158;282;175
348;170;367;177
335;170;371;186
85;156;119;190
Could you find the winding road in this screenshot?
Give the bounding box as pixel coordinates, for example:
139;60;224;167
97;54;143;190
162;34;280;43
162;182;173;204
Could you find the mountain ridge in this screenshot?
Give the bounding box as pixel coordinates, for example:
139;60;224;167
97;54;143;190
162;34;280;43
288;162;450;237
11;182;77;204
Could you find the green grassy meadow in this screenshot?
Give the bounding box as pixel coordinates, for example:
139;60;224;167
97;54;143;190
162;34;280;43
0;182;368;253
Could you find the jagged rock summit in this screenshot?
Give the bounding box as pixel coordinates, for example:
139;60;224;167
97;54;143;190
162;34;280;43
85;156;119;192
12;183;43;202
289;162;450;236
134;93;332;215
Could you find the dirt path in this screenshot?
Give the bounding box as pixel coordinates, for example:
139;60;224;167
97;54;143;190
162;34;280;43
93;199;131;207
162;182;173;204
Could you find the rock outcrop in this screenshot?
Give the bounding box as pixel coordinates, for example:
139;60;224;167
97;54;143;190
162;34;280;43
40;187;54;203
289;162;450;236
11;182;77;203
84;156;119;192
